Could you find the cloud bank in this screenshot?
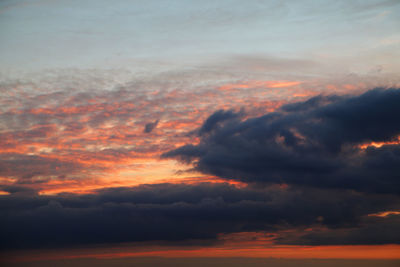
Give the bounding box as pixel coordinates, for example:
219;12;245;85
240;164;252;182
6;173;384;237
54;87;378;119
163;88;400;194
1;182;399;250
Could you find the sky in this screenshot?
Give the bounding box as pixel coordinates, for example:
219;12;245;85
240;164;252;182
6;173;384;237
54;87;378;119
1;0;400;266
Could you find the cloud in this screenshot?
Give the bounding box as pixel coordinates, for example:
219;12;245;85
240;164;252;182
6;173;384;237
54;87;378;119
1;80;400;250
198;110;242;135
0;185;38;196
0;182;399;250
278;215;400;246
0;153;84;183
0;70;322;193
163;88;400;194
144;119;160;133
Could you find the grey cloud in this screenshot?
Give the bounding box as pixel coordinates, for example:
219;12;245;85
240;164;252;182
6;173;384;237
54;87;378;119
0;183;398;250
144;119;160;133
163;88;400;194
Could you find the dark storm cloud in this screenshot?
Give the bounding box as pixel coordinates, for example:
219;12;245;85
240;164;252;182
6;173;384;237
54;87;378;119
0;183;399;250
0;185;38;196
163;88;400;194
198;109;242;135
278;214;400;245
144;119;160;133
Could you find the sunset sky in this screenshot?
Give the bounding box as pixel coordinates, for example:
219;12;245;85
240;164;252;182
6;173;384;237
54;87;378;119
1;1;400;266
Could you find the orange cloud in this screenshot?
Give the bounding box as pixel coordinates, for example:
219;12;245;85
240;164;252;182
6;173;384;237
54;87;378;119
218;80;302;91
0;78;387;195
368;211;400;218
358;136;400;149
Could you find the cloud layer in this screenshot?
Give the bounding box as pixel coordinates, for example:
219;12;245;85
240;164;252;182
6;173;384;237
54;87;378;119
1;77;400;251
164;88;400;194
1;182;399;250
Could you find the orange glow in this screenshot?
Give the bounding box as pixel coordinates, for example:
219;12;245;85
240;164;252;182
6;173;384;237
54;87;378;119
359;136;400;149
5;244;400;263
368;211;400;217
37;173;244;195
163;176;248;188
36;159;190;195
218;80;302;91
88;245;400;260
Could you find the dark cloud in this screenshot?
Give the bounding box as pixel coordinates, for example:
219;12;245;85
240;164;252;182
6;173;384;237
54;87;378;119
144;119;160;133
163;88;400;194
0;185;38;196
0;183;399;250
198;110;242;135
278;215;400;245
